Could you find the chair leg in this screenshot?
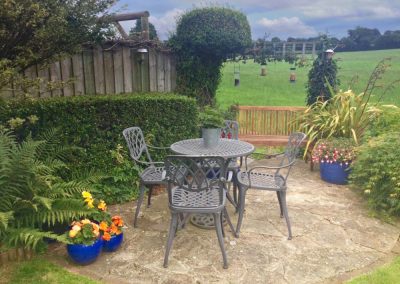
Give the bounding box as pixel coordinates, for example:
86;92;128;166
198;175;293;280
236;185;247;238
276;191;284;218
220;213;225;238
214;213;228;269
147;186;154;207
233;182;238;209
224;207;237;238
279;191;293;240
133;182;146;228
164;213;178;268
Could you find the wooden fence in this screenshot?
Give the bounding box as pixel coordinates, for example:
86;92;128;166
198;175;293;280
236;106;306;136
2;46;176;98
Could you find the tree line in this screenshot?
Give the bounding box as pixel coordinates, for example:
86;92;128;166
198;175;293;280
255;26;400;52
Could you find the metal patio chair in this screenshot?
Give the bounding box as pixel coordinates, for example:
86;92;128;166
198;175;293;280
123;126;169;228
221;120;242;207
163;155;236;269
235;132;307;239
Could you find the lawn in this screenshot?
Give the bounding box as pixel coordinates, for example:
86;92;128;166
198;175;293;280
347;256;400;284
216;49;400;109
0;257;100;284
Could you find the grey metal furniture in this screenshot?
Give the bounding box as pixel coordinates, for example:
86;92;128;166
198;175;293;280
171;138;255;224
221;120;241;206
163;155;236;269
123;127;169;228
235;132;307;239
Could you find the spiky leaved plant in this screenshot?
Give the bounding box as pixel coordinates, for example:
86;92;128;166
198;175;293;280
0;129;98;252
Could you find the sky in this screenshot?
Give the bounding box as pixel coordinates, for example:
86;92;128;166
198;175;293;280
115;0;400;40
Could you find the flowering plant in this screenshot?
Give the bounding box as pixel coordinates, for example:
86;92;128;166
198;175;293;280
82;191;107;211
99;216;124;241
66;219;100;245
312;137;356;165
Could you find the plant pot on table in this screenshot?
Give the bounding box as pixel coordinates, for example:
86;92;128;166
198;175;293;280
202;128;220;148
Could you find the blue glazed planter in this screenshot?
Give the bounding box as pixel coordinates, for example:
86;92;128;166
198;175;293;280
102;233;123;252
67;238;102;265
320;162;351;185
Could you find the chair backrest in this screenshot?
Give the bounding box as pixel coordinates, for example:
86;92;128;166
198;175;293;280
277;132;307;179
221;120;239;140
122;127;153;166
164;156;227;208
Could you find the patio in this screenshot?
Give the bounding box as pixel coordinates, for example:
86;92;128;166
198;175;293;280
50;158;400;284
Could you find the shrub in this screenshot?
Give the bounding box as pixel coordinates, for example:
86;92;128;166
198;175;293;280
170;7;251;105
0;93;198;203
350;132;400;216
0;130;97;252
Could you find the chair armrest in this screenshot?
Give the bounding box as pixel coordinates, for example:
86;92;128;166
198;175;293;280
264;151;285;159
248;160;296;173
147;145;170;150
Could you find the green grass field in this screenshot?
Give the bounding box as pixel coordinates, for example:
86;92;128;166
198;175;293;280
216;49;400;108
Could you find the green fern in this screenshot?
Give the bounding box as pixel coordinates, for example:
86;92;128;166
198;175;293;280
0;130;98;251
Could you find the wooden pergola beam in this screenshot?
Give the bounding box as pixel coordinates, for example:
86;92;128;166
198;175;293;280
108;11;149;22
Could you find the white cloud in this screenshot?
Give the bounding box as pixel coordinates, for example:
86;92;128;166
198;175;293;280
150;8;184;40
258;17;317;37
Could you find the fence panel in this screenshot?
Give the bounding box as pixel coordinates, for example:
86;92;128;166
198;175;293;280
1;46;176;98
236;106;306;136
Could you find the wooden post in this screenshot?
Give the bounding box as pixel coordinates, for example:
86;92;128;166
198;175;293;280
93;47;105;94
122;46;133;93
141;16;149;40
312;42;316;55
114;47;124;94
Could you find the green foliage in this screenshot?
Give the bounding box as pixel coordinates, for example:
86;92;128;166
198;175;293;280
0;130;96;252
129;20;158;40
363;105;400;139
170;7;251;105
198;106;225;128
299;90;381;155
350;132;400;216
0;94;198;203
0;0;114;90
306;52;339;105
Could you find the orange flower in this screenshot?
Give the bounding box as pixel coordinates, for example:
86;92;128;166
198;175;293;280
109;223;119;235
112;216;123;227
93;230;100;237
102;232;111;241
72;225;81;232
99;221;108;232
92;223;99;232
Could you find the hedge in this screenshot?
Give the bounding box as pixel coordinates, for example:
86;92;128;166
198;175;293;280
0;93;199;172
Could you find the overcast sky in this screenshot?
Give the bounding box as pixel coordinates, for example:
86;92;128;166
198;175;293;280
115;0;400;40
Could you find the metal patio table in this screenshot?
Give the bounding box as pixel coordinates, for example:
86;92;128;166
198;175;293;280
170;138;255;229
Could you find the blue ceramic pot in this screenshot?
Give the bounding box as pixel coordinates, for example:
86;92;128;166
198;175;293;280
102;233;123;252
67;238;102;265
320;162;351;185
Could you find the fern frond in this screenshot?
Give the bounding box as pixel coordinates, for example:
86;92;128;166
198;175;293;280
0;211;13;231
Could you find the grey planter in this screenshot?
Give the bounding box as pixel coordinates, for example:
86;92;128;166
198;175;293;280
202;128;220;148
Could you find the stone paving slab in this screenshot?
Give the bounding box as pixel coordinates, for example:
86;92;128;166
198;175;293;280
51;159;400;284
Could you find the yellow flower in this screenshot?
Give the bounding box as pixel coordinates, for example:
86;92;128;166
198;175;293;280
69;230;78;238
82;191;92;199
86;199;94;208
97;200;107;211
93;230;100;237
81;219;91;225
99;221;108;232
72;225;81;232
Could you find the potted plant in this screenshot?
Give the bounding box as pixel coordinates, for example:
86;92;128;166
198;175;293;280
199;106;225;148
312;137;356;184
99;216;124;252
66;219;102;265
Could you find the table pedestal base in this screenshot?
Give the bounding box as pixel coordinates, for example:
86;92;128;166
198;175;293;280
190;214;226;229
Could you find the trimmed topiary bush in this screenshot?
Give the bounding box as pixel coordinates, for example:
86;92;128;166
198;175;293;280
170;7;251;105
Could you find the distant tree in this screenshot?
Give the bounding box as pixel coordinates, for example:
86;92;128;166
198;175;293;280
376;30;400;49
271;37;281;43
129;20;158;40
347;26;381;50
0;0;114;90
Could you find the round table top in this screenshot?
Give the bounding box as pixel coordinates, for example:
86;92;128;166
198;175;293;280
170;138;255;158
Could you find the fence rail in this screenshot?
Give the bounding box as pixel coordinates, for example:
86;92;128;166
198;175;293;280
1;46;176;98
236;105;306;136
